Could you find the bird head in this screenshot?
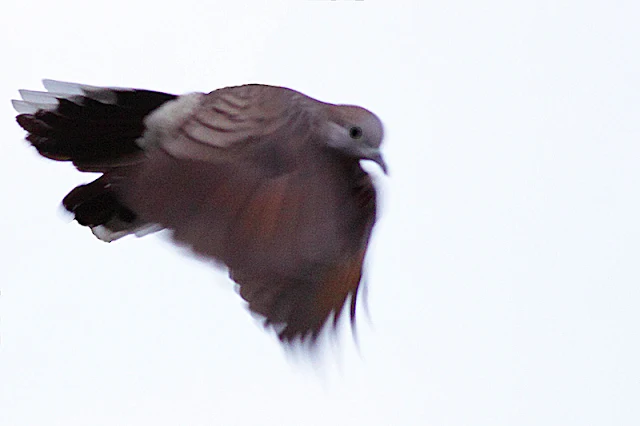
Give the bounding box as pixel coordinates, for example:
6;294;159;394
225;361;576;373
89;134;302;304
324;105;387;174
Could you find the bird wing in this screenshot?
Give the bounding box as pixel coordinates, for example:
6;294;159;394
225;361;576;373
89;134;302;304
145;84;310;173
128;85;378;343
189;156;377;343
228;164;378;343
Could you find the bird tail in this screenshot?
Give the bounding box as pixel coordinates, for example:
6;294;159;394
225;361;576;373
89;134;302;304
13;80;176;241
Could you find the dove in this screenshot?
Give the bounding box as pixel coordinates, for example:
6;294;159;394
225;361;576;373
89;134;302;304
13;80;386;345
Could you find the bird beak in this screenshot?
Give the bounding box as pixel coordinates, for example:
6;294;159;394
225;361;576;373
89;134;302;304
369;151;388;175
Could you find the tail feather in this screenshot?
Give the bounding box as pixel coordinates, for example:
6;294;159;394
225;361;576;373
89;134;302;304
14;80;176;241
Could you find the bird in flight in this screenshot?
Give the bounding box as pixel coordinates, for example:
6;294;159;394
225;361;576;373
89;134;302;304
13;80;386;345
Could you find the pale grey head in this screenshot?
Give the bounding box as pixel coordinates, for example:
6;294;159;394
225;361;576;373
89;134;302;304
322;104;387;173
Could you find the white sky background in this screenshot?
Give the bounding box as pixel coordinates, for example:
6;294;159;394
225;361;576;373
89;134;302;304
1;0;639;425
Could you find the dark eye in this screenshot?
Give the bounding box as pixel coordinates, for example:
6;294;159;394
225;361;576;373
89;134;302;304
349;126;363;139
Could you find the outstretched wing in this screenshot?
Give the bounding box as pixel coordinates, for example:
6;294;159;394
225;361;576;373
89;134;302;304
205;157;377;344
228;167;377;343
125;85;378;343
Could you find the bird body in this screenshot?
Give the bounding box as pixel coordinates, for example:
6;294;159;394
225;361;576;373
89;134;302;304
14;80;386;344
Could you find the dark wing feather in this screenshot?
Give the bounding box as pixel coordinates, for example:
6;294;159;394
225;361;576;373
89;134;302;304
16;88;176;171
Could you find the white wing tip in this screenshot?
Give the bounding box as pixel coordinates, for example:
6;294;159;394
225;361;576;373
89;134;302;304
18;89;60;104
12;99;37;114
92;225;129;242
91;223;162;242
13;89;60;113
41;79;86;95
13;79;125;113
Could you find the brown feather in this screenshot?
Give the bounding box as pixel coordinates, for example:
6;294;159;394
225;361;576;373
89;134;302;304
14;80;383;346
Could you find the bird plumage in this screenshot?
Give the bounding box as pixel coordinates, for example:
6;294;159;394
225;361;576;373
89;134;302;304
14;80;386;345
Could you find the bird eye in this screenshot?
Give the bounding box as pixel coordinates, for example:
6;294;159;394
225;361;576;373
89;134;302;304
349;126;363;139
